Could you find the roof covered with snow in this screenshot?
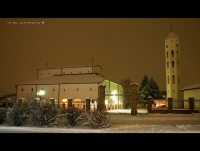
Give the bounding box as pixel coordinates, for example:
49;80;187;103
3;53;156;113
16;74;105;85
37;64;103;70
165;31;179;40
180;82;200;91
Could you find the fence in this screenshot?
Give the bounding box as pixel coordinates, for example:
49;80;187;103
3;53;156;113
194;99;200;109
147;97;200;114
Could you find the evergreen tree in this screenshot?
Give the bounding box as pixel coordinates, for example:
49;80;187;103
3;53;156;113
139;82;150;100
139;74;148;92
139;75;162;100
148;78;162;99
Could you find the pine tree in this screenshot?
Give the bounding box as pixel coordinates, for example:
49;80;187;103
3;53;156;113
148;78;162;99
139;74;148;92
139;83;150;100
139;75;162;100
139;74;149;100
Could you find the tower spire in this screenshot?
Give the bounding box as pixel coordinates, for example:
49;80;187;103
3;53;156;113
92;58;94;65
46;61;48;68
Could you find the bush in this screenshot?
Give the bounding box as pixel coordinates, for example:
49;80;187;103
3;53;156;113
83;110;111;129
0;108;7;124
6;102;29;126
28;100;58;127
58;106;86;128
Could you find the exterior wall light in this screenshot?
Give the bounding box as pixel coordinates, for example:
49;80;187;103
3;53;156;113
37;90;45;101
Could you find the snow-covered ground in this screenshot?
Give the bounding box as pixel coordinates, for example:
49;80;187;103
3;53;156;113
0;109;200;133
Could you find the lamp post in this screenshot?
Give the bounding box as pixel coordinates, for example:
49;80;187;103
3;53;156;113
37;90;45;101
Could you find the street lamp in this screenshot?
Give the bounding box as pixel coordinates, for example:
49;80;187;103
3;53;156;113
37;90;45;101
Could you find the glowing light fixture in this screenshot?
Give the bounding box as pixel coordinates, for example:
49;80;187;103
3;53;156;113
62;98;67;102
37;89;45;101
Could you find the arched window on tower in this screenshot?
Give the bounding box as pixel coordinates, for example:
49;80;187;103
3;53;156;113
167;52;168;58
171;50;174;57
168;76;169;84
177;61;179;68
172;61;174;68
167;62;169;68
172;75;175;84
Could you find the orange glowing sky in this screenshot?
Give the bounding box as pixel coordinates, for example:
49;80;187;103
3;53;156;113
0;18;200;96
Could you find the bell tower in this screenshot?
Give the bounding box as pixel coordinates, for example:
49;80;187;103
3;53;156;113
165;26;181;100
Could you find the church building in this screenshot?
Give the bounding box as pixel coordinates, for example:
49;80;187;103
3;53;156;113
15;64;124;110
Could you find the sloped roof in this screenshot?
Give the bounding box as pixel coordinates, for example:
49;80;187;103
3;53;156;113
37;64;103;70
180;82;200;91
16;74;105;85
165;31;179;40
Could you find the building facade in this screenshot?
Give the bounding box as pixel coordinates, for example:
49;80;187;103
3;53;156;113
15;65;123;110
180;82;200;100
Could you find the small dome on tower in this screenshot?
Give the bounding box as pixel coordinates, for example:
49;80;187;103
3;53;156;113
165;31;179;40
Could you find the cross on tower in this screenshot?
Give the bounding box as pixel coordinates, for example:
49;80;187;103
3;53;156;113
46;61;48;68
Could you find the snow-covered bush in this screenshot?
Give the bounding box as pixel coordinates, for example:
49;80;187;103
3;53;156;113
58;106;86;128
28;100;58;127
6;102;29;126
83;110;111;129
0;108;7;124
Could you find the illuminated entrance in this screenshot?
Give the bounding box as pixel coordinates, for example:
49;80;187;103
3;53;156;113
73;99;85;109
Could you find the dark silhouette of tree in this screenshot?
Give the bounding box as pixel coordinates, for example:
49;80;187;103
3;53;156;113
139;74;148;93
139;75;162;100
0;93;16;100
119;78;132;109
148;78;162;99
160;90;167;99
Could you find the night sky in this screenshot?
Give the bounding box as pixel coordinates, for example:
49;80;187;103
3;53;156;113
0;18;200;96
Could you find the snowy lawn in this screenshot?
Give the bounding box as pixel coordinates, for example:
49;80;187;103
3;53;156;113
0;109;200;133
